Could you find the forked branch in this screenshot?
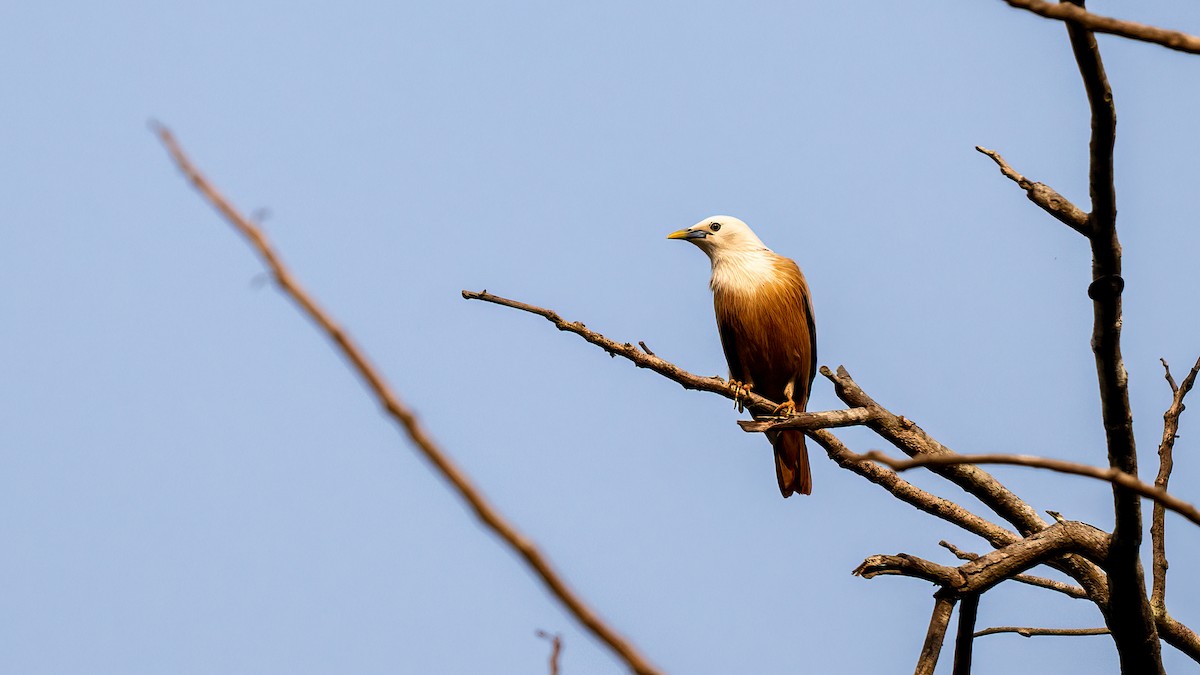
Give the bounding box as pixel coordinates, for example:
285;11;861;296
1152;357;1200;615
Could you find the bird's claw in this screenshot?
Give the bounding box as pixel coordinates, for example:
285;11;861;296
773;399;797;418
729;379;753;413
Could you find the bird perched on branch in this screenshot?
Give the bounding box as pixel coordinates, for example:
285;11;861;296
668;216;817;497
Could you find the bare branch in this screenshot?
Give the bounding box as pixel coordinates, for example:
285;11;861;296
851;450;1200;528
1060;2;1160;667
464;290;781;416
916;590;957;675
952;594;980;675
975;146;1090;235
466;291;1111;602
1159;615;1200;662
536;631;563;675
974;626;1110;638
859;524;1114;672
157;128;662;675
999;0;1200;55
854;522;1109;594
738;406;875;432
1152;357;1200;615
824;367;1051;537
466;290;1026;549
814;431;1020;548
823;367;1111;601
939;541;1088;599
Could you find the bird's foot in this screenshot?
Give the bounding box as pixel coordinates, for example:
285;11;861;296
773;399;797;418
728;380;753;413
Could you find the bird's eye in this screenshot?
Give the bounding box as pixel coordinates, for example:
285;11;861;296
710;222;721;232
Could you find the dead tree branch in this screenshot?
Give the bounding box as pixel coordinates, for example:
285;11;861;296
465;291;1026;549
820;366;1110;601
813;431;1021;548
464;290;1115;602
1067;7;1160;661
823;367;1051;537
737;406;874;431
853;521;1110;594
952;593;980;675
939;541;1088;599
974;626;1110;638
1152;357;1200;618
999;0;1200;55
156;127;662;675
1158;616;1200;662
916;590;958;675
849;450;1200;528
975;145;1090;235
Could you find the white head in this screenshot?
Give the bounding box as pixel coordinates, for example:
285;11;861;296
667;215;779;291
667;215;771;260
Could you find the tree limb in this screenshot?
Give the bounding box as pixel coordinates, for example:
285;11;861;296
1152;357;1200;616
999;0;1200;55
854;521;1110;594
824;366;1051;536
465;290;1026;548
1158;615;1200;663
156;127;662;675
821;367;1110;602
975;145;1090;235
814;431;1021;548
465;291;1112;604
974;626;1110;638
850;450;1200;528
939;541;1088;599
915;590;957;675
1055;5;1162;666
738;406;875;432
951;593;980;675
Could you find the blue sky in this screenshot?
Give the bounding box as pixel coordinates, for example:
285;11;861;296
4;2;1200;673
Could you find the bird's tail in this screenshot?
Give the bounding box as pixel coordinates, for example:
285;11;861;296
768;429;812;497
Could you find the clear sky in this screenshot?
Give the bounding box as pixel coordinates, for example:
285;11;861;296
3;2;1200;673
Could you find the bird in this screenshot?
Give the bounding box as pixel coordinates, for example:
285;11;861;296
668;215;817;497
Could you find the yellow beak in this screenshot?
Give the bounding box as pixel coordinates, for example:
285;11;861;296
667;228;705;240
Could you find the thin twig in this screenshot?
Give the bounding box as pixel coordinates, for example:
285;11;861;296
1152;357;1200;615
851;450;1200;527
999;0;1200;55
975;146;1090;235
536;631;563;675
156;126;661;675
464;290;781;415
974;626;1110;638
916;590;957;675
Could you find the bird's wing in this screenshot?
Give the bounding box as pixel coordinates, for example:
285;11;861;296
716;310;749;385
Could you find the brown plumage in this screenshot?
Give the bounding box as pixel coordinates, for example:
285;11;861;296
668;215;817;497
